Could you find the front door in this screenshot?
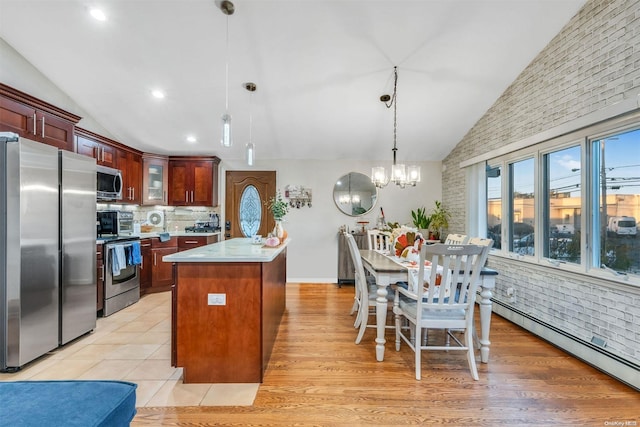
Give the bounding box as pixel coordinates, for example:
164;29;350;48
225;171;276;239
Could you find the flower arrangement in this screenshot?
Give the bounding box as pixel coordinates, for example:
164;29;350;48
267;190;289;221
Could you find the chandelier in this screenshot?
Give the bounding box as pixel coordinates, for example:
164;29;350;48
220;1;234;147
371;66;420;188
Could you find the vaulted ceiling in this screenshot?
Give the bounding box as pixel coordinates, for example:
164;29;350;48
0;0;586;162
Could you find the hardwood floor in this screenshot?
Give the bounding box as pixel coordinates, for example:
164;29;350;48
133;283;639;426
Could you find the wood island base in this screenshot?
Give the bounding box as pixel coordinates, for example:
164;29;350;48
173;249;286;383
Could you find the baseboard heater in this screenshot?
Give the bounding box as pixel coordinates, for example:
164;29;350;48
491;298;640;391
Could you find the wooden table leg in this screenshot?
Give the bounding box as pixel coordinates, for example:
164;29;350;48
375;273;391;362
478;274;495;363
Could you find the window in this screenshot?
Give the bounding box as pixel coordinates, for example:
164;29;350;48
590;128;640;276
543;145;581;264
239;185;262;237
509;158;535;255
481;115;640;282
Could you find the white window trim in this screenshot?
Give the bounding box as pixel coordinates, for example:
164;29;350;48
467;109;640;289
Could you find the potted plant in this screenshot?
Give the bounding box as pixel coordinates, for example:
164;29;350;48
429;200;450;241
411;207;432;237
267;190;289;240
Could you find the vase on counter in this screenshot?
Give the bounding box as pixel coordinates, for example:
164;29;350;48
273;220;287;241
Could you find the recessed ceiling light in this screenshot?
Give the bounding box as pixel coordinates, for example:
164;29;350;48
186;136;197;143
151;89;165;99
89;8;107;21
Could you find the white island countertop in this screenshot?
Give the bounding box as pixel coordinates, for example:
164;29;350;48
163;237;289;263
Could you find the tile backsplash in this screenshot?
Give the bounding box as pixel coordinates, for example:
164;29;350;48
97;204;219;232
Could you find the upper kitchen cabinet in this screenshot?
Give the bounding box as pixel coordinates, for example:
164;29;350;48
168;157;220;207
117;149;142;205
0;83;80;151
75;127;142;204
74;127;117;168
142;154;169;206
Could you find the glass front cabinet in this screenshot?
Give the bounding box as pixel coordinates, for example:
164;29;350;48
142;154;169;206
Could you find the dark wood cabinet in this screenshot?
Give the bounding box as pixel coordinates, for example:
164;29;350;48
138;239;153;293
145;237;177;294
75;127;143;204
96;244;104;313
174;248;286;383
117;149;142;204
75;129;117;168
168;157;220;207
0;84;79;151
178;235;218;251
142;154;169;205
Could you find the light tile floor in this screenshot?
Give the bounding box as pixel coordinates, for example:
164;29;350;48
0;291;259;407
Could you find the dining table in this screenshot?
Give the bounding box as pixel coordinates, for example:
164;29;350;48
359;249;498;363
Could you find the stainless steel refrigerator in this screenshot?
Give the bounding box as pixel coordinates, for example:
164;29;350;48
1;133;96;371
59;149;97;345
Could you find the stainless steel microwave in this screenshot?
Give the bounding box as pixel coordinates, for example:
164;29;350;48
96;165;123;201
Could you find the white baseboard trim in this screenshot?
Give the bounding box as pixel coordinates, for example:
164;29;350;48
492;299;639;391
286;277;338;284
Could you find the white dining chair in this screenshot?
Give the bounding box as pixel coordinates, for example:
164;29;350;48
444;233;469;244
344;232;394;344
367;229;392;252
393;243;491;380
442;238;494;344
467;237;493;263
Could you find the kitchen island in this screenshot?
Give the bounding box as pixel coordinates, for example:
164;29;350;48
163;238;288;383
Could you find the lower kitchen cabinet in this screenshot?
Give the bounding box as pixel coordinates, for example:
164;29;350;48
178;235;218;251
139;239;152;293
141;235;218;297
141;236;178;295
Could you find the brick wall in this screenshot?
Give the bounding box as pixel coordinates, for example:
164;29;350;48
443;0;640;365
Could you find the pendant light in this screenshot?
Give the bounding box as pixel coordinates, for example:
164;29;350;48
220;1;234;147
371;66;420;189
244;82;257;166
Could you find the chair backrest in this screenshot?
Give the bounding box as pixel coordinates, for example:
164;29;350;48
415;243;490;317
467;237;493;247
344;232;369;297
367;229;392;252
467;237;494;267
444;233;469;244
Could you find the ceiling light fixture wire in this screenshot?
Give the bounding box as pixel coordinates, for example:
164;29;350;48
245;82;257;166
220;1;234;148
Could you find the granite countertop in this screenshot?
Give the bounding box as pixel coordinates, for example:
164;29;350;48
136;231;221;239
163;237;289;263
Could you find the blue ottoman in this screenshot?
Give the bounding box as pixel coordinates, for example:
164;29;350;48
0;380;137;427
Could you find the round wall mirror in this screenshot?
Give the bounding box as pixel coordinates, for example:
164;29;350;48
333;172;378;216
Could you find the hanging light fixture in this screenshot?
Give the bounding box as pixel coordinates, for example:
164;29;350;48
371;66;420;188
220;1;234;147
244;82;257;166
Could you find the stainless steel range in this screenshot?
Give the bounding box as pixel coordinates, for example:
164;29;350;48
100;236;140;317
